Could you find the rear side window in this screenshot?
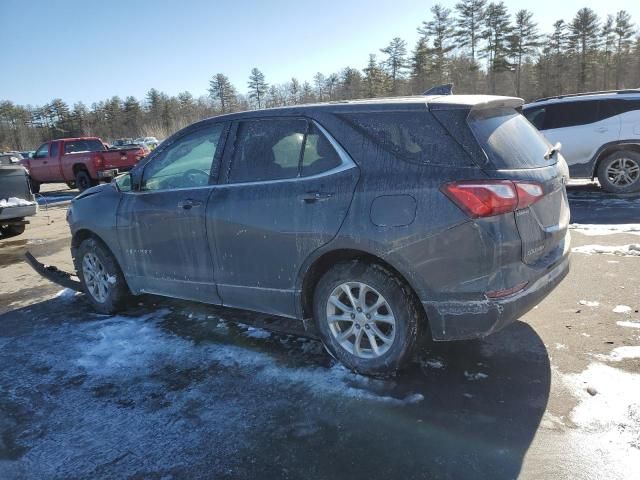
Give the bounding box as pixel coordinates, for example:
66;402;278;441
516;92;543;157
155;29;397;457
468;107;552;169
612;99;640;115
229;119;307;183
342;111;443;164
543;101;599;129
301;124;341;176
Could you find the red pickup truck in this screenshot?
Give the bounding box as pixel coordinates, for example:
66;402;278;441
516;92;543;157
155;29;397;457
23;137;146;192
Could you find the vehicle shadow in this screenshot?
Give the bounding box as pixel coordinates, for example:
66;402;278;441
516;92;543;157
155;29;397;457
0;295;549;480
567;182;640;224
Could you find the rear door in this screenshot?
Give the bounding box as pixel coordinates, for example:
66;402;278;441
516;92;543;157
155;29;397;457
116;122;228;303
208;117;359;317
468;107;570;266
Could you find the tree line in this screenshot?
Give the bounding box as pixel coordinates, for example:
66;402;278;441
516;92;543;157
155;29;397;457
1;2;639;151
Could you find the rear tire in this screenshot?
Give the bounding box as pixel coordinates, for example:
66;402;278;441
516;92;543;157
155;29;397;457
1;222;26;238
597;150;640;194
75;170;97;192
66;181;76;189
74;237;131;314
313;261;421;376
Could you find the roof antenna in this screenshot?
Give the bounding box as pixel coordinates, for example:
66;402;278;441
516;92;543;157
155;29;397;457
423;83;454;96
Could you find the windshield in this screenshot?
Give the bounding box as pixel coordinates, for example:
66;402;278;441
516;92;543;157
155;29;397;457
468;107;554;170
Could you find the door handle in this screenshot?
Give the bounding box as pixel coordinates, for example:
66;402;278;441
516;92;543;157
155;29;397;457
595;126;608;133
177;199;203;210
299;191;334;203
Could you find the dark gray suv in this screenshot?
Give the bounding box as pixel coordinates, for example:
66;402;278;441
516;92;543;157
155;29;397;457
67;95;570;375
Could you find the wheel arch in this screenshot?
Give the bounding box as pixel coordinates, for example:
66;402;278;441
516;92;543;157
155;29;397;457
591;141;640;178
72;163;88;175
299;247;429;329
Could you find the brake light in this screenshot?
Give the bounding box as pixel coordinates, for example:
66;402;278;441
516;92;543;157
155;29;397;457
441;180;544;218
93;153;104;170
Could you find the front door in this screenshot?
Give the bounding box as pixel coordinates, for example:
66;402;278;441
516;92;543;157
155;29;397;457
30;143;51;181
207;117;359;317
116;122;228;303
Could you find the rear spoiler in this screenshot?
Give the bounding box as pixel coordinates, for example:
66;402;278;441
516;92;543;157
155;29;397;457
427;95;524;112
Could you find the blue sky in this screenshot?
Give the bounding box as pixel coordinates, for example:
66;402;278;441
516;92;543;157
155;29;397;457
1;0;639;106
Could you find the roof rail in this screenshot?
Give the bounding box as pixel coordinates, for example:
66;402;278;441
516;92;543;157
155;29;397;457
534;88;640;103
423;83;454;96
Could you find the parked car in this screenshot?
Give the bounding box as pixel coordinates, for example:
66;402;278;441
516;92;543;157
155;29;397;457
111;138;134;148
20;151;35;159
0;153;37;237
23;137;147;192
522;89;640;193
65;95;570;375
133;136;160;150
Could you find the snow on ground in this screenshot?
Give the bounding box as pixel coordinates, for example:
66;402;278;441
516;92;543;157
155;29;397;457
0;197;36;207
613;305;633;314
617;321;640;329
572;244;640;257
463;371;488;381
578;300;599;307
54;288;80;300
569;224;640;236
560;362;640;461
595;346;640;362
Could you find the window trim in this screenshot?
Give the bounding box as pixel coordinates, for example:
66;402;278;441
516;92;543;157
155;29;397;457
137;121;230;193
221;117;355;187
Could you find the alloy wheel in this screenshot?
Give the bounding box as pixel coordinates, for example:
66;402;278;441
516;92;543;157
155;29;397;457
82;252;111;303
326;282;396;359
606;157;640;187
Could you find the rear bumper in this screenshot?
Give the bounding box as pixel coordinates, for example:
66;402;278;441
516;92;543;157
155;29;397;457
0;203;38;221
423;254;570;341
97;169;118;179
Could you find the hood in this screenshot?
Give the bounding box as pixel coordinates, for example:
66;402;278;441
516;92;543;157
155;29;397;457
73;182;114;201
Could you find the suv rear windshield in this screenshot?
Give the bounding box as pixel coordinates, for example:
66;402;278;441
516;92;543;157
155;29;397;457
468;107;553;170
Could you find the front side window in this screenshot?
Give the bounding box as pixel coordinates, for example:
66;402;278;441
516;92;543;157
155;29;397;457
142;123;225;191
33;143;49;159
50;142;59;158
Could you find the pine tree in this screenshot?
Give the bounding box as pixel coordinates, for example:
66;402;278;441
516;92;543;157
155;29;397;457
289;78;301;104
247;68;268;109
454;0;487;63
601;16;615;90
509;9;540;96
418;4;454;82
614;10;635;88
410;37;432;93
362;54;388;97
569;8;600;92
208;73;238;113
380;37;408;93
340;67;363;99
313;73;327;101
481;2;513;94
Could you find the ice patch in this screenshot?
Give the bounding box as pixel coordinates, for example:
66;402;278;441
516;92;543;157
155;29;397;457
572;244;640;257
613;305;633;314
421;358;445;369
578;300;599;307
617;321;640;329
54;288;78;300
596;346;640;362
464;371;488;381
0;196;36;207
244;326;271;339
569;223;640;236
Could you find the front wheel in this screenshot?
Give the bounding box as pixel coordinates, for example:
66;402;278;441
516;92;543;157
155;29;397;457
75;237;130;314
597;150;640;194
1;222;26;238
313;261;421;376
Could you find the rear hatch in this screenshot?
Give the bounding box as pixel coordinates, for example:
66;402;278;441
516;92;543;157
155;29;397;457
431;97;570;267
0;164;35;208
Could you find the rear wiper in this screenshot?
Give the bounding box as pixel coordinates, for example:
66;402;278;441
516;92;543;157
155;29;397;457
544;142;562;160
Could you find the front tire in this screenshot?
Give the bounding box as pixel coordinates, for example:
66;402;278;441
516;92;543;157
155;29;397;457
597;150;640;194
1;222;26;238
313;261;421;376
75;237;130;314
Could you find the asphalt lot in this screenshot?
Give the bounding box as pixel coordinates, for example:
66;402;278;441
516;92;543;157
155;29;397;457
1;181;639;479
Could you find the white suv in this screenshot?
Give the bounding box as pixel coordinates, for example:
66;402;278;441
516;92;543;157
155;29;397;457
523;90;640;193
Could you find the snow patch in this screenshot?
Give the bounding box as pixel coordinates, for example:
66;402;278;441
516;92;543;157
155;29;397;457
569;223;640;236
464;371;488;381
0;196;36;207
578;300;599;307
613;305;633;314
596;346;640;362
244;326;271;339
54;288;79;300
572;244;640;257
617;321;640;329
421;358;445;369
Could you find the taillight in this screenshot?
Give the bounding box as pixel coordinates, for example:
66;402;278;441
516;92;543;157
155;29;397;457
441;180;544;218
93;153;104;169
